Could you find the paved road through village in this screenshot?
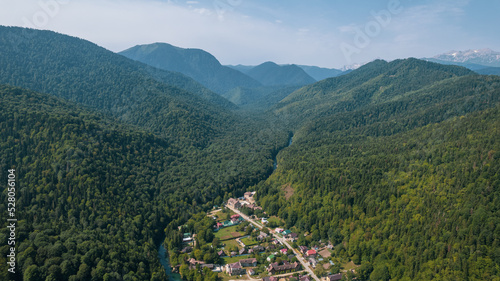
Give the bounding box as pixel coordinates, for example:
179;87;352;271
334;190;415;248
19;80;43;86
227;205;320;281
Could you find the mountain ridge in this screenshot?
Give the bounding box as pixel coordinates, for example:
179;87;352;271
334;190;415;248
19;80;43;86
245;61;316;86
424;48;500;70
119;42;262;94
0;26;237;148
273;58;476;126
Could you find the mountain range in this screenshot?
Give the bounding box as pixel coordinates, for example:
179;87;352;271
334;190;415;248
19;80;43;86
425;48;500;74
120;43;334;109
433;48;500;67
0;25;499;281
120;43;262;94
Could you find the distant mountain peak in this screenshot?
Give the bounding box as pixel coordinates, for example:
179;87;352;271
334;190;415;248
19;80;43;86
340;63;364;71
433;48;500;67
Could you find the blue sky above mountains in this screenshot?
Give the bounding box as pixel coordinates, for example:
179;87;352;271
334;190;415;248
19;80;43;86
1;0;498;68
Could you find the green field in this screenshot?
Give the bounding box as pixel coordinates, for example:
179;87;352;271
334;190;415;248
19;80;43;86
215;225;246;240
241;237;259;247
223;255;252;265
222;239;241;251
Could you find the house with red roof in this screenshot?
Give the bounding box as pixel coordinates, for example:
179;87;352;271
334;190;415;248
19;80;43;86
306;249;317;257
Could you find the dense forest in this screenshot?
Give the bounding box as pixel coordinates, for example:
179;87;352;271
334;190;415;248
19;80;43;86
0;83;288;280
255;62;500;280
1;25;499;280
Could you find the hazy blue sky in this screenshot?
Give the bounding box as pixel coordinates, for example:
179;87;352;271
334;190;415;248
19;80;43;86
1;0;499;68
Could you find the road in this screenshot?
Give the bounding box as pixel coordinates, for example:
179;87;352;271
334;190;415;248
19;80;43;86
227;205;320;281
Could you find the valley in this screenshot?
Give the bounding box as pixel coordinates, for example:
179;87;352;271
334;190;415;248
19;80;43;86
0;25;499;281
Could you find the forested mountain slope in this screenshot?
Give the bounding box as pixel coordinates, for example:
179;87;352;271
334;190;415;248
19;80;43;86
221;85;302;110
0;26;235;149
255;62;500;280
120;43;262;95
0;85;175;280
258;104;500;280
476;67;500;76
0;83;289;280
274;58;475;126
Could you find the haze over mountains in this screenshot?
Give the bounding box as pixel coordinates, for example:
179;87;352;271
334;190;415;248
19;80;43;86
0;25;499;280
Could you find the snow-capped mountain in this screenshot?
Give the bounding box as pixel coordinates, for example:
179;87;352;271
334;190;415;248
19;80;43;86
340;63;364;71
432;49;500;67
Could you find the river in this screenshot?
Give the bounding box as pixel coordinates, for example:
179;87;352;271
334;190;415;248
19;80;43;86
158;244;182;281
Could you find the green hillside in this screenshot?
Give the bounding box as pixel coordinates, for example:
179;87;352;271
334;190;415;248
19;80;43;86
274;58;475;126
246;61;316;86
257;104;500;280
222;85;302;110
0;85;175;280
0;27;291;280
0;26;235;149
0;83;289;280
120;43;262;95
254;62;500;280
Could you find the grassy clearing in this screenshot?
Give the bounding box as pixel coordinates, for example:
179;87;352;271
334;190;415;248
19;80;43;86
241;237;259;247
215;225;245;240
267;216;284;226
222;239;241;251
342;261;359;271
212;212;226;222
223;255;252;265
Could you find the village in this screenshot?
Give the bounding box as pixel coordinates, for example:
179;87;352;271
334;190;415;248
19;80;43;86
174;192;354;281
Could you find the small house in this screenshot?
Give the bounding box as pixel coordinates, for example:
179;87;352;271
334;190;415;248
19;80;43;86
225;262;245;276
253;245;265;252
239;258;257;267
306;249;317;257
239;248;247;255
227;198;242;209
308;258;317;268
257;231;268;240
